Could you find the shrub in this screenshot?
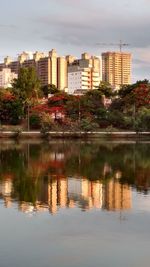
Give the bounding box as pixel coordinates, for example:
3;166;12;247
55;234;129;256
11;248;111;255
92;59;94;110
30;113;41;129
41;112;54;130
80;118;99;132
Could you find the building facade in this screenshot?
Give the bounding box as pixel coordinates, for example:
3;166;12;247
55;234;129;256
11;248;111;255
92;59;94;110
57;57;68;91
0;68;18;88
0;49;67;90
68;66;100;94
67;53;101;94
102;52;131;90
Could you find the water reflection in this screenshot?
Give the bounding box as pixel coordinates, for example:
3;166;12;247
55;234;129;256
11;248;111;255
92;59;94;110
0;141;150;215
0;176;131;213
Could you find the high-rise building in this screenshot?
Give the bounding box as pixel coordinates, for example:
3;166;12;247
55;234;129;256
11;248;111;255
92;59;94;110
0;50;59;87
70;53;101;76
80;53;101;75
8;61;20;75
102;52;131;90
33;51;45;62
0;50;101;92
66;55;76;64
57;57;68;91
18;52;30;64
4;56;12;66
0;68;18;88
67;53;101;94
49;49;57;87
68;66;100;94
37;57;51;85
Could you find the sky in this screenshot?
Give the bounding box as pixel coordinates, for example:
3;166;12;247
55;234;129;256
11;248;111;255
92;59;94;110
0;0;150;82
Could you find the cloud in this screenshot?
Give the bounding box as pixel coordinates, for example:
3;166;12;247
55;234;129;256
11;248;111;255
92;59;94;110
35;0;150;80
0;0;150;80
38;10;150;50
32;0;150;50
133;59;150;67
0;24;16;29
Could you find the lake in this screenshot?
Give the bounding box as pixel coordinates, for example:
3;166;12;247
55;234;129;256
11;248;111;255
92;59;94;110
0;140;150;267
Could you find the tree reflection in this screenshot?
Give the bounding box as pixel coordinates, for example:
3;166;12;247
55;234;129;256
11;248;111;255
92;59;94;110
0;141;150;214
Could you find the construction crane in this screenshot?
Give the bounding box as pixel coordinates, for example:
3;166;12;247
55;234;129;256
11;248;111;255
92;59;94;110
96;40;130;52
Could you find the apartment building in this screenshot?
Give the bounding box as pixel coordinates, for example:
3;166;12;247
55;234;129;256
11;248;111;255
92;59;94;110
68;53;101;94
57;57;68;91
49;49;57;86
102;52;131;90
37;57;51;85
0;50;101;92
0;49;69;90
68;66;100;94
0;68;18;88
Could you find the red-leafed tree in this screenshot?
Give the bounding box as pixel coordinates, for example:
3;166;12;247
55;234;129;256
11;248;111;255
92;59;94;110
114;80;150;113
48;93;69;108
133;84;150;108
0;91;23;124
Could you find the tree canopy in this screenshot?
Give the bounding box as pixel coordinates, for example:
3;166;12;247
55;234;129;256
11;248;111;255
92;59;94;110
98;81;114;97
41;84;59;97
12;67;41;102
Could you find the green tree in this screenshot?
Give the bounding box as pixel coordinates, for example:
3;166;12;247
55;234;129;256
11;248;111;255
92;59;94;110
65;96;81;121
136;108;150;131
109;80;150;130
98;81;113;97
12;67;41;102
80;118;99;132
82;90;105;121
41;84;59;97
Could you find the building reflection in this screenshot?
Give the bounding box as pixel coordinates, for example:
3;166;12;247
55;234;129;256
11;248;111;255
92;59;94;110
104;180;131;211
0;175;132;214
0;177;13;208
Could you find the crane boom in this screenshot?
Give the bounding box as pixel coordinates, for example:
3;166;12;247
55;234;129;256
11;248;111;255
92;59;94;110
96;40;130;52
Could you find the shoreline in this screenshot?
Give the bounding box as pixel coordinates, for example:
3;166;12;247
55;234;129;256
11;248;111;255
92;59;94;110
0;131;150;140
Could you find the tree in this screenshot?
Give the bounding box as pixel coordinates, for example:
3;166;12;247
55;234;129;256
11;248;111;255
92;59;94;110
135;108;150;131
48;92;69;107
82;90;105;120
98;81;113;97
11;67;41;129
0;91;23;124
65;96;81;121
12;67;41;102
119;80;149;98
133;84;150;108
80;118;99;132
109;80;150;130
41;84;59;97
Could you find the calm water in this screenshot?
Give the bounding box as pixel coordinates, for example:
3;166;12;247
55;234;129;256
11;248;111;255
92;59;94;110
0;140;150;267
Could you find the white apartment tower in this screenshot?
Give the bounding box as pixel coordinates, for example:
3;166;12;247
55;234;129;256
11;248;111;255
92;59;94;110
68;53;101;94
0;68;18;88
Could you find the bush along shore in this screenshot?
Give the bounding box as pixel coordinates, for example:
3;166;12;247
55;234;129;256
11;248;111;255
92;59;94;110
0;67;150;138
